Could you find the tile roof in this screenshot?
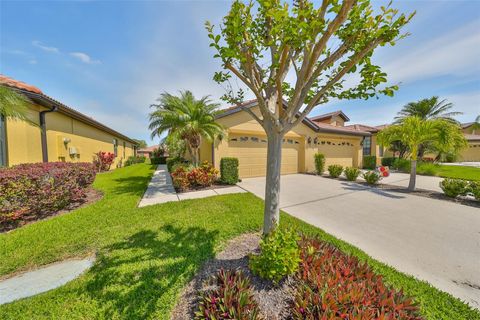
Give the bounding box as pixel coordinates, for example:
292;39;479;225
343;124;379;133
309;110;350;122
465;134;480;142
0;74;43;94
0;74;137;144
462;122;475;129
138;145;160;152
216;99;369;136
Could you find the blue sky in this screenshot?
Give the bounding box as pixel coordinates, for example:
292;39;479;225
1;1;479;144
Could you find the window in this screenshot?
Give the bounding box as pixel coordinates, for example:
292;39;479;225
123;141;126;158
362;136;371;156
0;115;6;167
113;138;118;157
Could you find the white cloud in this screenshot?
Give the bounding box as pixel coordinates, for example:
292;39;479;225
32;40;59;53
380;20;480;84
69;52;101;64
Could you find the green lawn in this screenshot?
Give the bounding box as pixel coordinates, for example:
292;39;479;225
0;164;478;319
432;165;480;180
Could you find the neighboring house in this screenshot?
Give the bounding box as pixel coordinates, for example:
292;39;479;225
0;75;137;168
137;145;159;159
460;123;480;162
197;100;373;178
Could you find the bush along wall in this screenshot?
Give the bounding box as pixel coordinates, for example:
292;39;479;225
314;153;325;175
363;155;376;170
0;162;96;229
220;157;239;185
150;156;167;165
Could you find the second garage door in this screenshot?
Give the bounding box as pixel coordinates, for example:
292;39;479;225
227;134;301;178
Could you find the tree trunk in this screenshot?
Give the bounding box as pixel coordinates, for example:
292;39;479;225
192;147;199;167
263;132;283;235
408;159;417;191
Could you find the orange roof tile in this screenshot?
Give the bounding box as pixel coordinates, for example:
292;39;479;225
0;74;43;94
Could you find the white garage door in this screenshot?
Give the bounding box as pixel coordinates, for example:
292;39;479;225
227;134;300;178
317;141;356;168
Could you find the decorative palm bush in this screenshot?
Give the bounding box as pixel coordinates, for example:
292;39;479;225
439;178;469;198
363;171;381;185
344;167;361;181
327;165;343;178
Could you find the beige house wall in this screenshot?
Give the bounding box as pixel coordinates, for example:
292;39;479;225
201;106;364;178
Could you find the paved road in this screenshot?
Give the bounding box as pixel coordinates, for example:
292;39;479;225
239;174;480;309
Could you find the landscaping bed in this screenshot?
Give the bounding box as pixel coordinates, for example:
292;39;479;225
174;231;424;320
0;162;97;232
0;164;478;319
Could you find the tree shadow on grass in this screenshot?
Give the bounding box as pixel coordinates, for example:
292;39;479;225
85;225;216;319
110;165;157;197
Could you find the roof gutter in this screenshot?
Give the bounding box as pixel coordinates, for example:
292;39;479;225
39;106;58;162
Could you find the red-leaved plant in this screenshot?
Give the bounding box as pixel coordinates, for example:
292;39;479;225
292;237;423;320
195;269;261;320
0;162;96;230
172;161;218;191
93;151;115;172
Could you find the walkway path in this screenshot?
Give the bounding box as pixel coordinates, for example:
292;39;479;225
0;256;95;305
138;165;246;207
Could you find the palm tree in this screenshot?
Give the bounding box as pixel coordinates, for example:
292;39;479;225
394;97;462;158
0;85;36;125
378;116;467;191
148;91;224;166
395;96;461;123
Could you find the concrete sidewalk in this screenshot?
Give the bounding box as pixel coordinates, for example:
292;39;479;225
380;172;444;193
239;174;480;309
138;165;246;207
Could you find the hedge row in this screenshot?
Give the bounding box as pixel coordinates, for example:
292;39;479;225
0;162;96;227
440;178;480;200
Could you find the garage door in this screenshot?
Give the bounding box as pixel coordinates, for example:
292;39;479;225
317;141;356;168
227;134;300;178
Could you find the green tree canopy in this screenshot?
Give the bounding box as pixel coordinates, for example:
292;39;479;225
148;91;224;166
133;139;148;149
207;0;414;233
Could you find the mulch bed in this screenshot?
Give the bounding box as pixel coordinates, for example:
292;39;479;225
174;182;237;194
171;233;295;320
1;187;103;233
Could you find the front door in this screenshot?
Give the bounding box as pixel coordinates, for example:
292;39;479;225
0;115;6;167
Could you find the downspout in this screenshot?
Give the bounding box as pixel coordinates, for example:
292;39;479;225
39;105;58;162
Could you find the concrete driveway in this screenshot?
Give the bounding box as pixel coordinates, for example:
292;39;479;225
238;174;480;309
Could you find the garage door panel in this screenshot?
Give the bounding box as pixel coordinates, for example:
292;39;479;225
318;144;355;168
228;134;300;178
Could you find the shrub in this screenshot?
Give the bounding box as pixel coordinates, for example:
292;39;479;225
292;237;423;320
381;157;396;167
343;167;361;181
152;145;166;158
445;153;457;163
439;178;469;198
363;171;381;185
0;162;96;227
417;162;438;176
249;228;301;283
327;164;343;178
93;151;115;172
220;157;239;184
166;157;186;172
124;155;146;166
392;158;411;172
468;181;480;201
188;161;218;187
363;155;376;170
150;156;167;165
195;269;260;320
171;166;190;191
314;153;325;175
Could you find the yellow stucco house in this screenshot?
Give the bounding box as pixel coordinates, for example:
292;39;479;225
198;100;375;178
460;122;480;162
0;75;137;168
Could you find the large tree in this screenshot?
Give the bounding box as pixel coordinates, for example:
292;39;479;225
207;0;414;234
0;85;36;125
377;116;466;191
148;91;224;166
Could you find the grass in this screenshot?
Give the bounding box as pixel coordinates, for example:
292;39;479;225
421;164;480;181
0;163;478;319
